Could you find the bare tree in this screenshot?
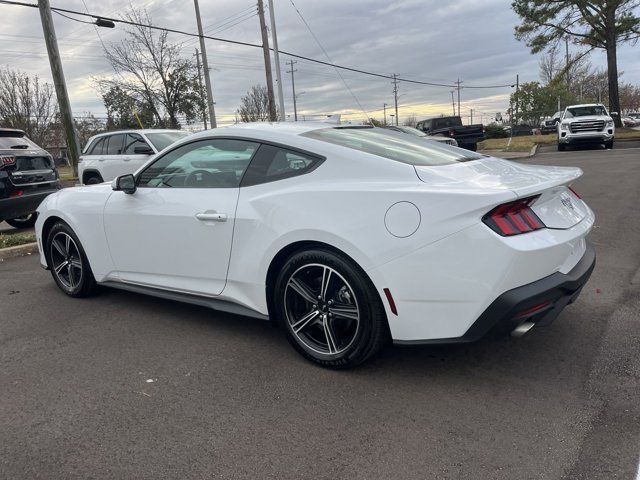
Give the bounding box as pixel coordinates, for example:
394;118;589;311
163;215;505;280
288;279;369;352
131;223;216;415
237;85;272;122
403;114;417;127
96;8;202;128
0;68;57;145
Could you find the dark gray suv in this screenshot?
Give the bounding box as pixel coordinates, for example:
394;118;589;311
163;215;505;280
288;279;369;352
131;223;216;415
0;129;60;229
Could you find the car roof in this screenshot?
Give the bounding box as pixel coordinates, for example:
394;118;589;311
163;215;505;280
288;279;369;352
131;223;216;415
91;129;185;137
565;104;605;109
188;122;368;142
0;128;26;136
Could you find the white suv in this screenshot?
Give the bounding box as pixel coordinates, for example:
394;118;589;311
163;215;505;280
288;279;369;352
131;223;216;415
557;104;615;151
79;129;191;184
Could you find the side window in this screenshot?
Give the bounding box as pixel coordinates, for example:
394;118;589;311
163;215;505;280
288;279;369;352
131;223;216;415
241;144;324;187
105;134;125;155
124;133;151;155
138;138;259;188
89;137;105;155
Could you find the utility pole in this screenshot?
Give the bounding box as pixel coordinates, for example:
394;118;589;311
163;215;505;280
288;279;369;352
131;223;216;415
565;36;570;90
268;0;285;121
455;78;463;117
383;103;388;125
450;90;455;116
38;0;81;176
193;0;217;128
286;60;298;121
257;0;277;121
392;74;399;126
194;49;207;130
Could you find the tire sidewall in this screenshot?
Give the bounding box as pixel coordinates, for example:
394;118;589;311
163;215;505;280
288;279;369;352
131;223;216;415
274;249;382;367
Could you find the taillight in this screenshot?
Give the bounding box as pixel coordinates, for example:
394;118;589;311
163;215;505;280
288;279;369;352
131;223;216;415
449;129;455;136
568;186;581;199
10;190;23;198
1;155;16;166
483;196;545;236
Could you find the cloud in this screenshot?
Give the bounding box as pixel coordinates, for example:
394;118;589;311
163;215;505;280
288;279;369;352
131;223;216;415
1;0;638;126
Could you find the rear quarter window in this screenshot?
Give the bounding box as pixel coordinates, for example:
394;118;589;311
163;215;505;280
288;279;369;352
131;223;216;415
301;127;482;166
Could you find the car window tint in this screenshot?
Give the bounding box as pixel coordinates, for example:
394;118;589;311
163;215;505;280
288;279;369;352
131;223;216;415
241;144;323;186
138;138;259;188
124;133;150;155
105;134;124;155
89;137;105;155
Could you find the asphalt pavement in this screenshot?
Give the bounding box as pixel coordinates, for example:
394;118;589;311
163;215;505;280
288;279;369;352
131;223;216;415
1;146;639;479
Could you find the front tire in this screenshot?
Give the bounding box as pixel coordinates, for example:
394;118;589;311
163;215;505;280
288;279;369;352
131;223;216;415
5;213;37;229
557;142;566;151
604;140;614;149
45;222;97;297
273;249;388;368
84;173;103;185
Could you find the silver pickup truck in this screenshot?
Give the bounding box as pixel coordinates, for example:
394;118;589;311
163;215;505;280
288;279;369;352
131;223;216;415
557;104;615;151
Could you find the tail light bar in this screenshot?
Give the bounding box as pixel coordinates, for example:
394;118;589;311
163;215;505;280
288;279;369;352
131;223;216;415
483;196;545;236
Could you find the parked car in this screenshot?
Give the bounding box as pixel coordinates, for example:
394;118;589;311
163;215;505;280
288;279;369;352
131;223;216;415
628;113;640;120
382;125;459;146
79;129;191;185
36;122;595;368
415;116;485;151
622;116;639;127
540;112;562;134
0;128;60;229
557;104;615;151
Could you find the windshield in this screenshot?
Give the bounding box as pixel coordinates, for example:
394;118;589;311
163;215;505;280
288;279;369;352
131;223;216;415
145;131;191;152
302;127;483;166
565;106;608;118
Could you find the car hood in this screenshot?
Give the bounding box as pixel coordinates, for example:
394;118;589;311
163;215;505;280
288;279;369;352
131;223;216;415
413;157;582;197
567;116;610;122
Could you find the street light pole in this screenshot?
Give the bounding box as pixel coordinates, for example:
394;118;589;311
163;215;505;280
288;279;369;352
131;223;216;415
38;0;81;176
193;0;217;128
383;103;388;125
268;0;285;121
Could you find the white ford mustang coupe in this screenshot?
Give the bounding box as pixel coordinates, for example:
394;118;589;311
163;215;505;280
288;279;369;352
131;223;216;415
35;123;595;368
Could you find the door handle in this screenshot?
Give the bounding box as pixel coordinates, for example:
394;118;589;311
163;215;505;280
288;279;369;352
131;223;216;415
195;212;227;222
122;157;131;162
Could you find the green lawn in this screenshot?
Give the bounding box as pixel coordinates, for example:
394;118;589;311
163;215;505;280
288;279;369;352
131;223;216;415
0;232;36;249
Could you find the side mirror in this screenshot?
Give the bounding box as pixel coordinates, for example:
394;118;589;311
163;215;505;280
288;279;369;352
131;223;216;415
133;145;154;155
112;174;136;194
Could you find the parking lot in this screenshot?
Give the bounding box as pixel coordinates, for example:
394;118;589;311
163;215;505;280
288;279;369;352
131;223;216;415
1;146;639;479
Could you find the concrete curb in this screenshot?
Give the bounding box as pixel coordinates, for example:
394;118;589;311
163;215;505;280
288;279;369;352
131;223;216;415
0;242;38;261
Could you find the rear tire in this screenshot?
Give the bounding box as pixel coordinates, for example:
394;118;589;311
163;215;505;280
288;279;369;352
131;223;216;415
5;213;37;229
84;173;103;185
273;249;388;368
45;222;97;297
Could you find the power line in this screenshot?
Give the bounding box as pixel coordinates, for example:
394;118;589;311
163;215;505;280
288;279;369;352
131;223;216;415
287;0;369;122
0;0;516;91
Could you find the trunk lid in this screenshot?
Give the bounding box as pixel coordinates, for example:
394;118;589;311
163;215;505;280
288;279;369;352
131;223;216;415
414;157;588;229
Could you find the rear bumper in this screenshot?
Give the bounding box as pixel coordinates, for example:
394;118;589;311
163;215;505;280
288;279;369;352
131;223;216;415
0;189;59;221
395;243;595;345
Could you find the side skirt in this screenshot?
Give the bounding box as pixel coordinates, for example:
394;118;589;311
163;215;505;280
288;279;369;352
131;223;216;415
100;281;270;321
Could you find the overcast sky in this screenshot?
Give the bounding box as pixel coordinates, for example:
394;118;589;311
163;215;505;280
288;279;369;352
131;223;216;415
3;0;639;126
